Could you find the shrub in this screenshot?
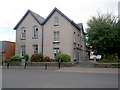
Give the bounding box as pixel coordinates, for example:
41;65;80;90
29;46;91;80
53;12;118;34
44;56;50;62
23;54;29;61
55;54;71;62
10;56;22;62
50;59;54;62
30;54;44;62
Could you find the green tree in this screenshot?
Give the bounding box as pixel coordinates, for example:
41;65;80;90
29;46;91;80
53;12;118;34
86;13;117;59
113;20;120;59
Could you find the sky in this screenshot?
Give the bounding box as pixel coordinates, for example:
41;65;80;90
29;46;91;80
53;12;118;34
0;0;119;42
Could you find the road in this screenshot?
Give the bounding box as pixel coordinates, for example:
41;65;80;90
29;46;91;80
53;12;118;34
2;67;118;88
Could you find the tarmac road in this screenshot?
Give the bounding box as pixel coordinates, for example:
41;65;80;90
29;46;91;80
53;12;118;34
2;67;118;88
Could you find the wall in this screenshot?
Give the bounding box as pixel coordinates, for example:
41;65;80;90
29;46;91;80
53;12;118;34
16;13;43;57
43;11;82;63
2;41;15;60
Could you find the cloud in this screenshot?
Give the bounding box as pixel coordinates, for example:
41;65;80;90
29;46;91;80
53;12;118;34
0;27;15;42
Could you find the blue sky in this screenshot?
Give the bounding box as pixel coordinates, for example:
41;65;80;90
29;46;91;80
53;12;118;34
0;0;119;42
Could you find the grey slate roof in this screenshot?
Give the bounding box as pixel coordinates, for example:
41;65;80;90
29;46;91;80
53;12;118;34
14;7;85;34
14;10;45;29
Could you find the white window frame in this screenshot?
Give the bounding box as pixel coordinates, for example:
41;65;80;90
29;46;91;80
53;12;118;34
54;16;59;26
33;45;38;54
33;25;38;39
20;45;26;57
53;31;60;42
53;48;60;56
21;27;26;40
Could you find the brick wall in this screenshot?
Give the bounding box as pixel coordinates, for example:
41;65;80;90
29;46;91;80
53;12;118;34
2;41;15;60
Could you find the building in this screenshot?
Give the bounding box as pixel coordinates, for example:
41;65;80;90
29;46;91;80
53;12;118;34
118;1;120;19
14;8;88;64
0;41;15;61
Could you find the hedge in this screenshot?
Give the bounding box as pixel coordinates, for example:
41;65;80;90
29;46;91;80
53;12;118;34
55;54;71;62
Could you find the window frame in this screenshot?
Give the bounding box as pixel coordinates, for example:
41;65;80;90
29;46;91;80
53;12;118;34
33;45;38;54
54;16;59;26
32;25;38;39
21;27;26;40
20;45;26;57
53;31;60;43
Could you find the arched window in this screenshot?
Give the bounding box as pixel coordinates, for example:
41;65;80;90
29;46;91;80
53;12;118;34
54;16;59;26
33;25;38;39
21;27;26;40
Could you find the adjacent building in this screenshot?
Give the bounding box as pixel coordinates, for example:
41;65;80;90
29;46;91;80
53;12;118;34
14;8;89;64
0;41;15;61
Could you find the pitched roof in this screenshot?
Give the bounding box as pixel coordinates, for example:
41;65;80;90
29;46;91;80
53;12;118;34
43;7;81;31
14;8;84;32
14;10;45;30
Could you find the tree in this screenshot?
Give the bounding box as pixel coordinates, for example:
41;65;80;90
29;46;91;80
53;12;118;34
86;13;117;59
113;20;120;59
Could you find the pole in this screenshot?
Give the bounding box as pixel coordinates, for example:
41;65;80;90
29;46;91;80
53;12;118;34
24;60;27;69
7;62;9;69
45;62;47;70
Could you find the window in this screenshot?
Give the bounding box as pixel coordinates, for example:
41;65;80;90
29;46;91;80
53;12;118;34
33;45;38;54
53;48;60;56
74;37;76;44
54;16;59;26
21;45;25;56
21;27;26;40
53;31;60;43
33;25;38;39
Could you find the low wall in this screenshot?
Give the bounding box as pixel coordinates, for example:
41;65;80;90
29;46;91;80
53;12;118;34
95;63;120;68
3;62;72;67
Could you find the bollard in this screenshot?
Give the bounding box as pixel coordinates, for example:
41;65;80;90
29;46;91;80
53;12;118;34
59;62;61;69
58;58;62;69
7;62;9;69
24;62;27;69
45;62;47;70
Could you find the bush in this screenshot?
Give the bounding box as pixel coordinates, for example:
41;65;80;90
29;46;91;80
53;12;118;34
55;54;71;62
30;54;44;62
10;56;22;62
50;59;54;62
98;59;120;63
23;54;29;61
44;56;50;62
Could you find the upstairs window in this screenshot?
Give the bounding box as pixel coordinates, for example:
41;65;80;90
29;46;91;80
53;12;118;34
21;27;26;40
54;16;59;26
33;45;38;54
21;45;26;57
33;25;38;39
53;31;60;43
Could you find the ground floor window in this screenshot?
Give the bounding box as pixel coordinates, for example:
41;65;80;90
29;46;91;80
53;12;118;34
33;45;38;54
53;48;60;57
21;45;25;56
